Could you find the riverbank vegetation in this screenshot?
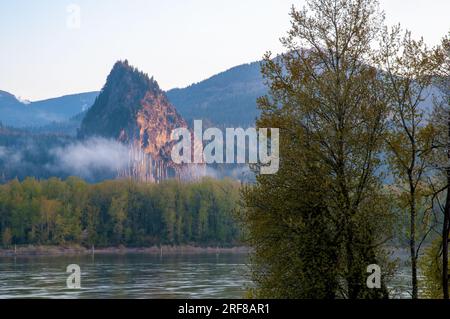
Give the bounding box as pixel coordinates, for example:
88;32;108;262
0;177;241;247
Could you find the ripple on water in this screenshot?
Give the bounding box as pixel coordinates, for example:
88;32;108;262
0;253;251;299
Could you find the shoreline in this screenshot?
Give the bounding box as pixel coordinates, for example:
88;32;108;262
0;245;250;257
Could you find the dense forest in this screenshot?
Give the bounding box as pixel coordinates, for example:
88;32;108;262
0;177;241;247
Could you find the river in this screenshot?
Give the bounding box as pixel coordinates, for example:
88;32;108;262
0;253;251;299
0;251;419;299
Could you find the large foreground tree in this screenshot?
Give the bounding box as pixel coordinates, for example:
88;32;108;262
241;0;394;299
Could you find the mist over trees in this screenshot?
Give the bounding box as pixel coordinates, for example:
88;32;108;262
0;125;133;182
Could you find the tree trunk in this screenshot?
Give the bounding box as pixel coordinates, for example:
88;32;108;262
443;168;450;299
410;198;418;299
443;112;450;300
408;169;418;299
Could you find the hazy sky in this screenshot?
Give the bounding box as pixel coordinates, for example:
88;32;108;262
0;0;448;101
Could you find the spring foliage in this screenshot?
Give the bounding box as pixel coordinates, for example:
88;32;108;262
0;177;241;247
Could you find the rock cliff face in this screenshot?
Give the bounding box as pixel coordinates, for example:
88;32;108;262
79;60;189;182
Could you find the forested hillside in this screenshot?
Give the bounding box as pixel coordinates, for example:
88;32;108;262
0;177;241;247
0;124;76;182
167;61;265;127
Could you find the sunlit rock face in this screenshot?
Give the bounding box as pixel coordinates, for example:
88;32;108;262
135;90;186;161
79;60;194;182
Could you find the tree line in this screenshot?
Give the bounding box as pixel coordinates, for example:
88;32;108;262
0;177;241;247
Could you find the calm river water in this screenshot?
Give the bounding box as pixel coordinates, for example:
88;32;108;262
0;253;251;299
0;251;418;299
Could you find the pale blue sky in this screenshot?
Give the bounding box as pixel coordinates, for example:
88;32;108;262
0;0;448;101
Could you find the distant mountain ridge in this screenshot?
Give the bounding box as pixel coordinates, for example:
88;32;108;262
2;59;439;133
1;60;266;130
30;92;98;122
0;90;98;128
0;90;40;127
167;61;265;127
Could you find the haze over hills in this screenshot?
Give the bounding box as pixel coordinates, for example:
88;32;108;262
0;90;98;128
0;60;266;131
0;60;261;183
30;92;98;123
0;57;439;139
0;60;188;182
166;61;265;127
0;90;34;127
3;58;438;132
0;57;440;184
